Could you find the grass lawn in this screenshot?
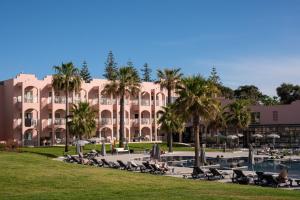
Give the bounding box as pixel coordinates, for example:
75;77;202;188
0;151;299;200
18;142;226;158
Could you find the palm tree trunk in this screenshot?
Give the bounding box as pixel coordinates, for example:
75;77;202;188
193;116;200;167
65;88;69;153
119;94;125;147
167;88;172;148
168;131;173;152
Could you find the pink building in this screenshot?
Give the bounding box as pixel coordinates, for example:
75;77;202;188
1;73;300;147
0;74;169;146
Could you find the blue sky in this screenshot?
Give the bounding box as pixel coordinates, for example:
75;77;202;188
0;0;299;95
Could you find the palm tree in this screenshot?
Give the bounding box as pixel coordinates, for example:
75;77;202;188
174;75;220;167
68;102;97;140
52;62;82;152
156;68;183;148
156;68;183;104
103;66;141;147
157;105;185;152
225;99;251;147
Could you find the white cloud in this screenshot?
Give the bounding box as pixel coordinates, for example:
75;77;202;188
191;56;300;96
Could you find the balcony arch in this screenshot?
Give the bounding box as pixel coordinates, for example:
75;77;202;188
101;110;112;125
141;127;151;141
100;127;113;142
54;109;66;126
24;108;38;128
141;110;151;125
141;91;150;106
100;90;111;105
24;128;38;146
75;89;87;103
54;128;65;144
24;86;39;103
88;87;99;105
156;92;166;106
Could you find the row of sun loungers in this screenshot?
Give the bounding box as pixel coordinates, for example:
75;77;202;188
183;167;229;180
64;154;169;175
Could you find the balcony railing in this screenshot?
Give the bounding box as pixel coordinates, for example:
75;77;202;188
54;118;66;125
101;118;112;125
141;118;150;124
47;119;52;126
54;96;66;104
131;119;139;125
141;100;150;106
113;118;117;124
100;98;111;105
156;100;166;106
24;96;38;103
131;99;139;105
90;98;99;105
24;119;37;127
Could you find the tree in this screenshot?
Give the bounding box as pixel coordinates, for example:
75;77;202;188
234;85;262;104
174;75;220;167
156;68;183;148
156;68;183;104
141;63;153;82
276;83;300;104
103;66;141;147
157;105;185;152
208;66;221;85
225;99;251;141
103;51;118;80
219;85;234;99
80;61;92;83
69;102;97;140
52;62;82;152
260;95;279;106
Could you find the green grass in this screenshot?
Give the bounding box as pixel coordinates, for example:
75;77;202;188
18;143;226;158
0;152;299;200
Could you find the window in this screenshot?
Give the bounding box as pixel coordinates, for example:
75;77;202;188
55;132;62;139
251;112;260;124
273;111;278;121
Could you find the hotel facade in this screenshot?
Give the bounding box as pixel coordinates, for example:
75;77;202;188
0;73;300;147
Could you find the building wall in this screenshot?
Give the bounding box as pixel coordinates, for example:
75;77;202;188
0;73;170;146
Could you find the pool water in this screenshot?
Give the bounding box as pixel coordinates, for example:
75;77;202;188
137;156;300;178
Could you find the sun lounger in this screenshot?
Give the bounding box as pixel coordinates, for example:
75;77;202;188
150;164;166;175
91;158;103;167
115;148;129;155
232;169;252;184
207;168;228;180
254;171;265;185
183;166;208;179
141;162;155;173
261;174;290;188
101;158;119;168
117;160;129;170
127;161;140;171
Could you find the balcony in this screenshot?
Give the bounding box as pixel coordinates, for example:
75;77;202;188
90;98;99;105
101;118;112;125
24;119;37;127
131;99;139;105
54;118;66;125
141;118;151;125
113;118;117;124
24;96;38;103
100;98;111;105
54;96;66;104
47;119;53;126
131;119;139;125
141;100;150;106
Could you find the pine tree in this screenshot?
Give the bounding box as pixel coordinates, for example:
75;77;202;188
208;66;221;85
127;60;134;68
80;61;92;83
103;51;118;80
141;63;152;82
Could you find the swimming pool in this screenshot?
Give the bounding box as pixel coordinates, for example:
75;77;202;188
136;156;300;178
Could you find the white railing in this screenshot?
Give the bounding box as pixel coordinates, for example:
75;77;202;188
100;98;111;105
25;119;37;127
47;97;52;104
24;96;38;103
141;100;150;106
101;118;112;125
90;98;99;105
131;119;139;125
54;96;66;104
47;119;52;126
141;118;150;124
113;118;117;124
54;118;66;125
131;99;139;105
